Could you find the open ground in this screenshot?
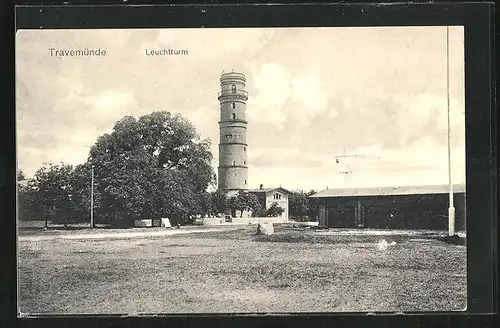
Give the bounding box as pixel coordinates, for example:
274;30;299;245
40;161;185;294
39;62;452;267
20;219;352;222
18;225;466;314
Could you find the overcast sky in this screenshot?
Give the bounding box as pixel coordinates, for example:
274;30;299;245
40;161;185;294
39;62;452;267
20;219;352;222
16;27;465;191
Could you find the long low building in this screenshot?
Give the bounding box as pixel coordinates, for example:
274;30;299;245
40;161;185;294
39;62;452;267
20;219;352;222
310;184;466;230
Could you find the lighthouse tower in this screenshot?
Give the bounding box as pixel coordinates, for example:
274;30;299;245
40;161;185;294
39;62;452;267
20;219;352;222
217;71;249;197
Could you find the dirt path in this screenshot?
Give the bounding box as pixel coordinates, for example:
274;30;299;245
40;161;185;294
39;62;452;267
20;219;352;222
18;228;222;242
18;225;466;242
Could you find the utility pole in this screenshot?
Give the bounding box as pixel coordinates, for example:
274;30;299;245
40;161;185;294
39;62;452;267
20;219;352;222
43;204;48;229
335;145;355;188
446;25;455;236
91;165;94;229
340;170;352;188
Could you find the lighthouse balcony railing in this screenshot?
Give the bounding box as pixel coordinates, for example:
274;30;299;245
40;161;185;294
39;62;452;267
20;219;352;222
220;72;246;79
217;90;248;98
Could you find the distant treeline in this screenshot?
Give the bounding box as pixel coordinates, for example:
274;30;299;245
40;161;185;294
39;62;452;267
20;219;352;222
17;111;319;227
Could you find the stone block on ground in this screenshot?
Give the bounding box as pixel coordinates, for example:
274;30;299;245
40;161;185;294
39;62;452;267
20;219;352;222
256;222;274;235
161;218;172;228
134;219;152;227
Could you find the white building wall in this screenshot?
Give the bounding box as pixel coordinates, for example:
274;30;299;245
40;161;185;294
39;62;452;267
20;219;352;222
265;190;289;220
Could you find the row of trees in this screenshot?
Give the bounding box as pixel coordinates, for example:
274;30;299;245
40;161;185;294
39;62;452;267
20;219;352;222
209;189;288;218
17;111;319;227
18;164;94;226
18;112;216;226
288;190;319;220
18;166;301;226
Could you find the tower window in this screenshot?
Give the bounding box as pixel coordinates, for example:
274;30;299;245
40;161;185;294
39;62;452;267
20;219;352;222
231;84;236;94
232;103;235;109
232;113;236;120
244;180;247;184
244;161;246;165
244;147;246;151
225;133;233;139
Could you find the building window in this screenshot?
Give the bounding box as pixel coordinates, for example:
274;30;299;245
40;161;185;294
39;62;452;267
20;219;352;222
244;180;247;184
225;133;233;138
232;113;236;120
244;147;246;151
232;103;235;109
232;160;235;166
273;194;282;200
231;84;236;94
244;161;246;165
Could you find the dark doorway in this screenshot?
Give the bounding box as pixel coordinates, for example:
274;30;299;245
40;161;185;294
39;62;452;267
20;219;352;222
327;204;355;228
365;203;405;229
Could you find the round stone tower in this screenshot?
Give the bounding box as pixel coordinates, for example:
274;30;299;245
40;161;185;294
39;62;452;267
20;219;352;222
217;71;249;197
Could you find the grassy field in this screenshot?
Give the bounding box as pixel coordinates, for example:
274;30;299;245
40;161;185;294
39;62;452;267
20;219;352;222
18;225;467;314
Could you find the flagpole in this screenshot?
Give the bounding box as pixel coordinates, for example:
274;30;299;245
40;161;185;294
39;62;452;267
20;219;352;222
447;25;455;236
91;165;95;229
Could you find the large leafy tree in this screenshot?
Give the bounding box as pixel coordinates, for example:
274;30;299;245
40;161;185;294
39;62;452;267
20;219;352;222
227;191;262;217
265;202;285;217
18;165;94;226
307;190;319;220
87;111;215;225
28;163;77;226
209;189;228;216
245;193;262;217
289;190;318;219
17;169;35;222
67;163;98;224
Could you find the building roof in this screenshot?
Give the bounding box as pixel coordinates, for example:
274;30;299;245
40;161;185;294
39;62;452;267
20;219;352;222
248;187;291;194
309;184;466;198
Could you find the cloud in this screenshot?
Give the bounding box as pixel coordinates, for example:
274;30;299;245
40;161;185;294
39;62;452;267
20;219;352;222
248;63;291;127
80;91;136;121
248;64;329;128
156;30;176;46
249;147;327;169
16;89;136;176
289;71;328;118
16;27;466;191
246;133;465;190
394;92;465;148
336;136;465;187
183;106;220;167
342;97;351;110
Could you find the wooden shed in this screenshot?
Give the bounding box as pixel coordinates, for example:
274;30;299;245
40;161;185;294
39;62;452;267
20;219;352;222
310;184;466;230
